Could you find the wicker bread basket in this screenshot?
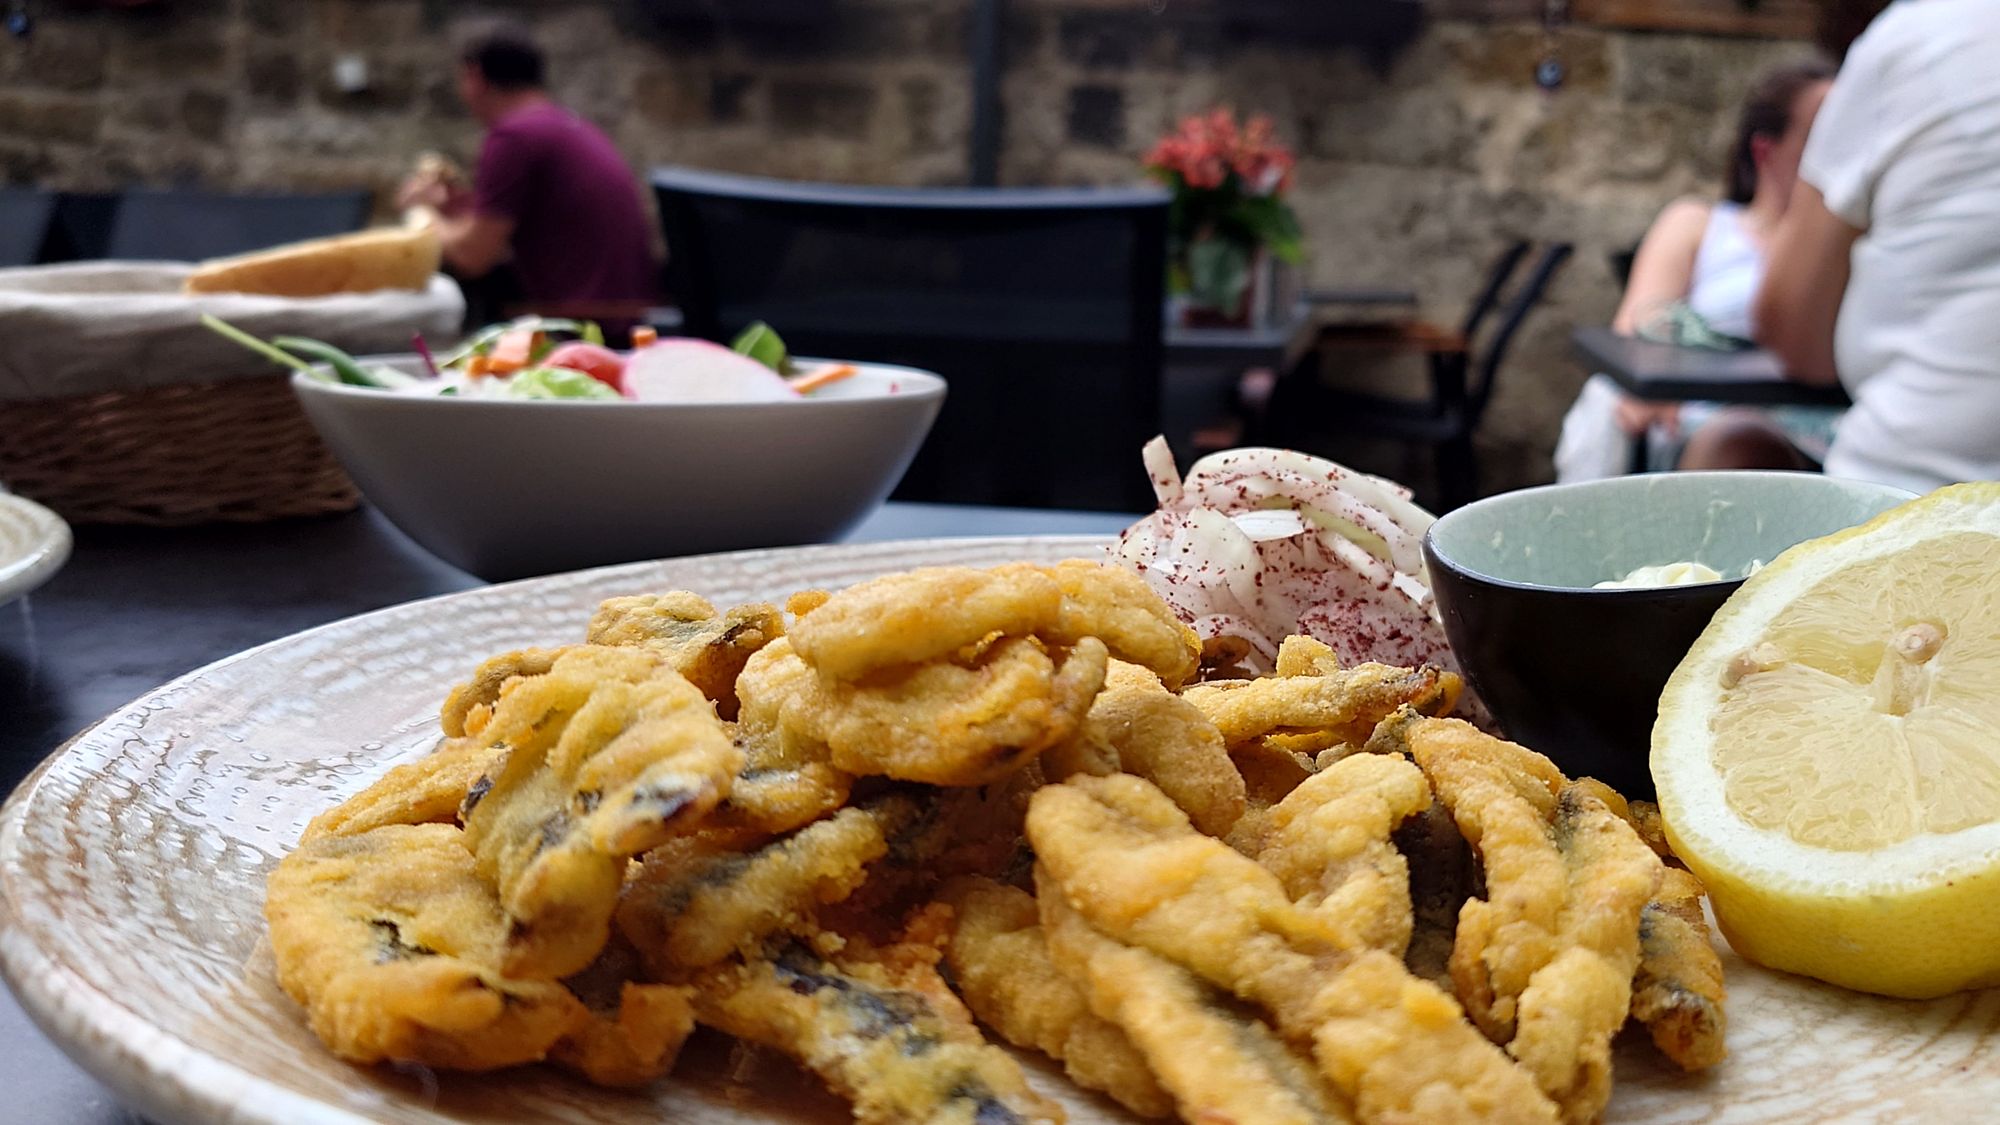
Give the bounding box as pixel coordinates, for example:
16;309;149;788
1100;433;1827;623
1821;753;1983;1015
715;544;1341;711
0;263;462;526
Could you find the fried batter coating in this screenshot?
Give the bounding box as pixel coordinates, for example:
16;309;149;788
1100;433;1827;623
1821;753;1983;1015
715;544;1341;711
816;636;1109;787
618;802;900;976
1036;878;1344;1125
1273;634;1343;678
461;646;742;979
1405;718;1660;1124
1181;661;1462;746
586;592;783;720
787;563;1065;681
553;936;697;1086
265;824;585;1070
728;639;855;834
940;877;1173;1119
1042;659;1245;837
1254;753;1432;956
1629;866;1728;1071
440;647;562;738
1028;774;1557;1125
1042;559;1201;689
693;936;1064;1125
300;737;506;843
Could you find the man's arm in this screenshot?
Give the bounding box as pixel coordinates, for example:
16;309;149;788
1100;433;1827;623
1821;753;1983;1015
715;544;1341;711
1755;184;1862;387
435;211;516;279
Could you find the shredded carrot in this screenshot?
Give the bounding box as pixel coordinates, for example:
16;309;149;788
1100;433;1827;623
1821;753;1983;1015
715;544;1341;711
789;363;857;394
487;328;536;374
630;325;658;348
466;354;490;377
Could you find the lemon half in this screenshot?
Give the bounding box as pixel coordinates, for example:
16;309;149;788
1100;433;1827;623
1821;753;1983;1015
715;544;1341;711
1653;482;2000;999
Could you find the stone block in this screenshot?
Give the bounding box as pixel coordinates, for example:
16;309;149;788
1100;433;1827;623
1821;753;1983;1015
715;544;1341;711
182;89;232;145
12;19;109;92
769;79;877;139
1058;10;1153;69
245;46;303;108
0;92;102;145
1614;33;1787;113
634;66;710;128
1065;83;1125;149
711;74;758;125
107;15;230;83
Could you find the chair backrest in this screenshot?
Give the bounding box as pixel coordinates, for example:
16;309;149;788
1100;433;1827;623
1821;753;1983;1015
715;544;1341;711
1468;242;1572;423
40;191;119;263
654;167;1168;511
1458;240;1529;342
0;187;56;267
104;188;374;261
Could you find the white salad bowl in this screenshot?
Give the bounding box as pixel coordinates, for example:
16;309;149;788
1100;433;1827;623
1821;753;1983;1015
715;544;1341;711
292;356;945;580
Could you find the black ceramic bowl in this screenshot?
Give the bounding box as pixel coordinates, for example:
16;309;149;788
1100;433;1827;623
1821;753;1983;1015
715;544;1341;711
1422;472;1913;797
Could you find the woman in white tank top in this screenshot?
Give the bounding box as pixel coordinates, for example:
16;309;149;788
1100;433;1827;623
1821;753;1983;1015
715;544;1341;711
1555;62;1838;482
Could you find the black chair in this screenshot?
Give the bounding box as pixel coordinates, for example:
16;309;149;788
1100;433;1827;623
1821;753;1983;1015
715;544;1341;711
0;187;56;267
1256;241;1573;511
102;188;374;261
654;166;1168;511
37;191;120;263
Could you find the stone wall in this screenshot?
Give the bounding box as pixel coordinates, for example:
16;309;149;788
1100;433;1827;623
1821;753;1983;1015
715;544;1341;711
0;0;1816;496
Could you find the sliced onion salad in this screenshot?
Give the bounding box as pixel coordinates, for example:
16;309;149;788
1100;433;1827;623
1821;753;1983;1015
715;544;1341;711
1114;437;1481;716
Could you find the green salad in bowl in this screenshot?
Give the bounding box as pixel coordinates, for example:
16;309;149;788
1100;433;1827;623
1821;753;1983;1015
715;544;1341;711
204;315;860;403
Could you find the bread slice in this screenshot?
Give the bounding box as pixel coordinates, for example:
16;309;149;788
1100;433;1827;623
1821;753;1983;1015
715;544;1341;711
184;221;442;297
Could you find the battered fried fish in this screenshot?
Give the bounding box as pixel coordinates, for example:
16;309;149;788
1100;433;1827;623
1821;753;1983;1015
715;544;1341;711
1042;559;1202;689
1181;660;1462;746
586;592;783;720
1402;718;1661;1124
460;646;743;979
439;647;562;738
1027;774;1557;1124
940;877;1173;1119
1253;753;1432;956
1042;658;1245;837
300;737;506;843
728;638;855;834
1629;865;1728;1071
1036;877;1345;1125
553;936;698;1087
786;563;1066;681
617;802;901;976
814;636;1109;787
265;823;584;1070
1394;800;1480;987
693;935;1064;1125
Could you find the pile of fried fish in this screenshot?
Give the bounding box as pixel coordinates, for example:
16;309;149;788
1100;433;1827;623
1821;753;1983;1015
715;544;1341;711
266;559;1726;1124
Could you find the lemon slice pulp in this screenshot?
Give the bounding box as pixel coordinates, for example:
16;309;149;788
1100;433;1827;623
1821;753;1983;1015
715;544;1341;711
1653;483;2000;998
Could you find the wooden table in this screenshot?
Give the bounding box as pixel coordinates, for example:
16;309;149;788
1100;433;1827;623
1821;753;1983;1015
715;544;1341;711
0;501;1137;1125
1570;326;1850;473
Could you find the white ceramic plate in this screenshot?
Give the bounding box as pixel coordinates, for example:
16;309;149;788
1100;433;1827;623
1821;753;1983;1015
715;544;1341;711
0;492;71;607
2;537;1997;1125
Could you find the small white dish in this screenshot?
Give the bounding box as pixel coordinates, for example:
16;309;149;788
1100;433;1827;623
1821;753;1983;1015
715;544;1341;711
0;492;71;606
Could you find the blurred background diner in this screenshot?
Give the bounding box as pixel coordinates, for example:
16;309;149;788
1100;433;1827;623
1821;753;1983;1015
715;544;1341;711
2;0;1990;520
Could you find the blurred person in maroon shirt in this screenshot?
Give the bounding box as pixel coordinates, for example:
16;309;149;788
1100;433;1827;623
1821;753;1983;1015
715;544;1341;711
397;22;657;313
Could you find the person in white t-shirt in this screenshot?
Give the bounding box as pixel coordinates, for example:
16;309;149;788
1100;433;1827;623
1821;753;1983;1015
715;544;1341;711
1756;0;2000;494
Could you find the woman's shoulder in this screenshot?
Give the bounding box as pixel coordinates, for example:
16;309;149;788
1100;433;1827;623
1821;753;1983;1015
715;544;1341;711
1640;197;1717;250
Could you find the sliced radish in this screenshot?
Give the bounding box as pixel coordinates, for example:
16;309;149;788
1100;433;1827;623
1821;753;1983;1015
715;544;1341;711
623;338;800;403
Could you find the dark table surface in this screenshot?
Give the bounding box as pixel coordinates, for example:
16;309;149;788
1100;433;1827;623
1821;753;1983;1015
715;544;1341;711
1571;325;1851;407
0;500;1136;1125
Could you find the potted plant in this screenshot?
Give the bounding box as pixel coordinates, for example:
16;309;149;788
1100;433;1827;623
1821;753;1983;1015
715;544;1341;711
1143;108;1304;328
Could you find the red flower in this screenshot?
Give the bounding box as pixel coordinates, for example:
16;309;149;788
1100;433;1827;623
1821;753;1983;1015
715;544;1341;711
1143;107;1296;197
